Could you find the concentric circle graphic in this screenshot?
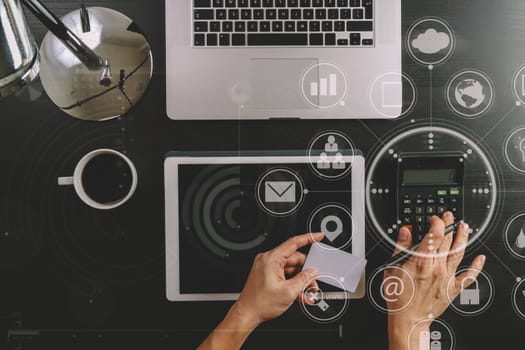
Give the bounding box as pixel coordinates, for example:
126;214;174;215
10;114;164;283
366;125;498;258
184;166;278;261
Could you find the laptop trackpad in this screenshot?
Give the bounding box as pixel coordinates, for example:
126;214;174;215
250;58;318;109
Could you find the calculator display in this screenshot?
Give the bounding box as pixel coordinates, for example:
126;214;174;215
402;168;458;186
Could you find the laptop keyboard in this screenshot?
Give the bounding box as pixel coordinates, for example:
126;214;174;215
193;0;374;47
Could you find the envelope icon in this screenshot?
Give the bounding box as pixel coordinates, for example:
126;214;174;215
265;181;296;203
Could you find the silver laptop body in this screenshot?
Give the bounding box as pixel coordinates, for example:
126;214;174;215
166;0;402;120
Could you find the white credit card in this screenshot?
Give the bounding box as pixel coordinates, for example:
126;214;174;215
303;242;367;293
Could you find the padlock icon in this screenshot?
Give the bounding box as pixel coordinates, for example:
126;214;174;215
459;276;480;305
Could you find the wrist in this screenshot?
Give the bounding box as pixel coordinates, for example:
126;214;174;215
228;301;262;331
199;302;260;350
388;315;431;350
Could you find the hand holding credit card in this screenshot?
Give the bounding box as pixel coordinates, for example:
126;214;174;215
302;242;367;293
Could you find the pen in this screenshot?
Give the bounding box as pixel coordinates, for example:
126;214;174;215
382;219;463;268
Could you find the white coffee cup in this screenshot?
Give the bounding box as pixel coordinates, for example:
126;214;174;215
58;149;138;210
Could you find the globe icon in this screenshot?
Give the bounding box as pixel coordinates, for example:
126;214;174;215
454;79;486;109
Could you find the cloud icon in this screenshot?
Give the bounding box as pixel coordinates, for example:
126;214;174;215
411;28;451;54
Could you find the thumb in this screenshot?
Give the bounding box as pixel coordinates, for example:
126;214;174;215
287;268;319;296
392;226;413;257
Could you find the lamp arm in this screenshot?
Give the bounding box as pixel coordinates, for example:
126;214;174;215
21;0;105;71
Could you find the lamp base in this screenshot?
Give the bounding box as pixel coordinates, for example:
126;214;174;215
39;7;153;121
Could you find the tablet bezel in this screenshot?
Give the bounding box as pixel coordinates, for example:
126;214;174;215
165;153;365;301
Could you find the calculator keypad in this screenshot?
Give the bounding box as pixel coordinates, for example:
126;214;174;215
399;189;462;242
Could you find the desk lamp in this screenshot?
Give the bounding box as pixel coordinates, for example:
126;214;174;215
0;0;152;120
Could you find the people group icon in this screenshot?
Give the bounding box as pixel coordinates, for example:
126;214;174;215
325;135;338;152
317;135;346;170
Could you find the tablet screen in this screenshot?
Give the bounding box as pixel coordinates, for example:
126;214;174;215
176;163;354;294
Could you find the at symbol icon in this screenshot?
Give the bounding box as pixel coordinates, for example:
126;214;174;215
381;276;405;303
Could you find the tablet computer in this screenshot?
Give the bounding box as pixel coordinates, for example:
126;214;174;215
165;151;365;301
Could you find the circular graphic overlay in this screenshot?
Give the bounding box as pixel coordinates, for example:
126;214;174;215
504;213;525;260
299;274;350;323
446;70;494;119
307;131;354;180
301;63;348;109
367;265;416;314
183;166;286;262
407;318;455;350
308;204;354;251
366;126;498;258
369;72;418;118
512;65;525;105
511;277;525;320
504;127;525;174
407;17;455;66
256;168;305;217
446;268;494;316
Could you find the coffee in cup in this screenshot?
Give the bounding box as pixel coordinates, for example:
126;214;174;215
58;149;138;210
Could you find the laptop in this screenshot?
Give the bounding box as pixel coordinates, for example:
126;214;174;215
166;0;402;120
164;150;365;301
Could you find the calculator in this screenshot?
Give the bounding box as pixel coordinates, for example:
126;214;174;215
397;154;465;242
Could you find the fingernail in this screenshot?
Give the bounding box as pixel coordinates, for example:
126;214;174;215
480;255;486;264
461;223;470;231
307;292;316;302
307;291;319;302
399;228;409;241
446;211;454;219
310;232;323;242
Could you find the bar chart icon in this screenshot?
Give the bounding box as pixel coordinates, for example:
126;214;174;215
311;74;338;97
302;63;347;108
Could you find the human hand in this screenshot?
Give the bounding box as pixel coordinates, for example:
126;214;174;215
233;232;324;329
198;232;324;350
385;212;486;349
